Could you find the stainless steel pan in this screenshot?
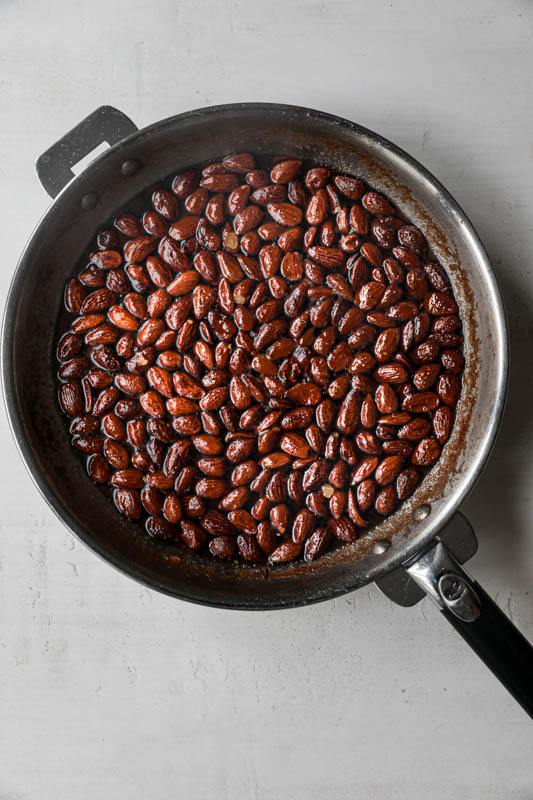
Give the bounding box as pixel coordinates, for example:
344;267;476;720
3;103;532;714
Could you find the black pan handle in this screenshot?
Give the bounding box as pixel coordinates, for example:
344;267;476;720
36;106;138;198
406;540;533;717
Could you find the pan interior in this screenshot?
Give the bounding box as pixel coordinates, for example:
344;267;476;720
2;104;507;608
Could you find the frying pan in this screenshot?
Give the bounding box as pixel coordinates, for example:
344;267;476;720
3;103;533;715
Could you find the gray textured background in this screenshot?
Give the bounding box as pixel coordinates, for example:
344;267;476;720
1;1;532;797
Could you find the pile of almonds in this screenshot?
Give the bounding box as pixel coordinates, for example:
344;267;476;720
57;152;464;565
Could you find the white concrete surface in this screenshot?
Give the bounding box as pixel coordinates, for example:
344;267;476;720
1;1;533;797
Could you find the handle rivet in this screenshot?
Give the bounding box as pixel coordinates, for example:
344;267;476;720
122;159;141;176
372;539;391;554
414;503;431;521
81;192;99;210
440;575;465;601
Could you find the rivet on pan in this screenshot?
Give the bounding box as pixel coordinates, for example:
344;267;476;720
372;539;390;555
81;192;99;210
121;159;142;176
413;503;431;521
439;574;465;602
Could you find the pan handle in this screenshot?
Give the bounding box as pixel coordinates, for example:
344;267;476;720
36;106;138;198
406;539;533;717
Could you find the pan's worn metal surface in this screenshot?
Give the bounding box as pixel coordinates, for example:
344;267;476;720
1;103;508;609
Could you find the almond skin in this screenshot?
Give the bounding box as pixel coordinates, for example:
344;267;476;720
286;382;322;406
267;202;303;227
374;455;404;486
167;270;200;296
234;205;263;234
412;438;441;466
280;433;311;459
269;540;303;564
307;246;346;268
271;160;302;184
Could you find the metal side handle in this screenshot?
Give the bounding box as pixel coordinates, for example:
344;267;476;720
36;106;138;198
406;537;533;718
